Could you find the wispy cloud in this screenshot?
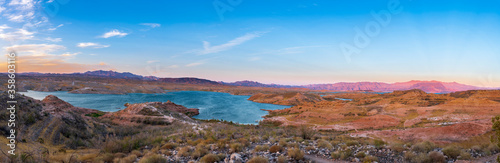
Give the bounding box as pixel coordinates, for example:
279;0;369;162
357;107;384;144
168;65;179;68
61;52;80;57
6;0;36;23
48;24;64;31
77;42;110;48
199;31;266;55
147;60;159;63
0;28;35;41
140;23;161;28
45;37;62;42
251;45;326;55
5;44;65;56
185;62;203;67
100;29;128;38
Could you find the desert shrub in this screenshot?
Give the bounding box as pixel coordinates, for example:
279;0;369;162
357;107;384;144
200;154;221;163
355;152;366;158
373;139;385;149
298;125;315;140
413;153;430;163
317;139;332;149
287;148;304;160
340;149;353;160
238;138;250;147
331;151;341;160
192;146;208;159
94;153;114;163
269;145;282;153
404;152;417;162
77;153;98;162
279;139;288;147
131;150;142;157
485;143;499;155
389;143;405;153
114;154;137;163
277;155;287;163
254;145;270;152
346;140;359;146
411;141;435;153
305;146;315;151
458;151;471;160
138;154;166;163
442;145;461;159
177;147;191;157
161;142;177;149
294;137;304;142
428;151;445;163
230;143;243;153
363;155;378;163
247;156;269;163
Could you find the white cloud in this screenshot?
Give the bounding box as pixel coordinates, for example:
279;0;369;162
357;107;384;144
249;57;261;61
147;60;159;63
168;65;179;68
6;0;36;23
185;62;203;67
48;24;64;31
76;42;110;48
0;6;5;14
100;29;128;38
0;28;35;41
140;23;161;28
0;24;10;32
45;37;61;42
5;44;65;56
60;52;80;57
199;31;266;55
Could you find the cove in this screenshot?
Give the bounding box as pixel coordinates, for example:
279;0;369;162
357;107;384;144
20;90;290;124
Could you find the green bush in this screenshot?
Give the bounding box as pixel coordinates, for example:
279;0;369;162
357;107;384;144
317;139;332;149
458;151;471;160
442;145;461;159
411;141;435;153
331;151;341;160
373;139;385;149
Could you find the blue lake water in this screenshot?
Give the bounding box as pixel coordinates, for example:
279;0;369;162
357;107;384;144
20;90;290;124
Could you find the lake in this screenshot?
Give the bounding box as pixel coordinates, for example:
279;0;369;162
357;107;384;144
20;90;290;124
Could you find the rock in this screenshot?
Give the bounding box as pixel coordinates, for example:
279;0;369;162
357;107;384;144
225;153;242;163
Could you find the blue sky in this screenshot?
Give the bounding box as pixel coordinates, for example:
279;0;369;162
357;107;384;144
1;0;500;87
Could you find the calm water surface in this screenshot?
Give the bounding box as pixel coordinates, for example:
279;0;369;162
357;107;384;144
20;90;289;124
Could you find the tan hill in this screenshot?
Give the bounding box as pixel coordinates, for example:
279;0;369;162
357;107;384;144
101;101;199;125
263;89;500;143
248;92;323;105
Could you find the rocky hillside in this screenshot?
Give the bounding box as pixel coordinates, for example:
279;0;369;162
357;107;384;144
248;92;323;105
0;93;106;149
101;101;200;125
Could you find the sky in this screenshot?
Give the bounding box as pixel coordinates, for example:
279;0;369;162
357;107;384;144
1;0;500;87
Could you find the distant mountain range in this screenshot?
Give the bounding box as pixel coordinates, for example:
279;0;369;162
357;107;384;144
304;80;483;93
15;70;496;93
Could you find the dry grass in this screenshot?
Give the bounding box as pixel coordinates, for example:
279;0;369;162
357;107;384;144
247;156;269;163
